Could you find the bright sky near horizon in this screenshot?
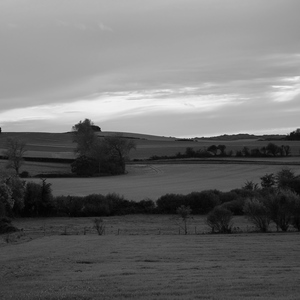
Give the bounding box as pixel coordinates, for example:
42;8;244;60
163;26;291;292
0;0;299;137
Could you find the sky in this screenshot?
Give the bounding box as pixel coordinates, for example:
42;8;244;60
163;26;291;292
0;0;299;137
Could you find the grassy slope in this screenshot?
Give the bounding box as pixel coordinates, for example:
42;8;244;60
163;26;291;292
29;163;296;200
1;230;300;299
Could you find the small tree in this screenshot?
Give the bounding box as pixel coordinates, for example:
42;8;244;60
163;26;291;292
72;119;97;156
103;134;136;174
206;206;233;233
207;145;218;156
264;189;297;232
266;143;279;157
260;173;276;189
176;205;192;235
93;218;105;235
217;145;226;156
4;138;27;175
243;197;270;232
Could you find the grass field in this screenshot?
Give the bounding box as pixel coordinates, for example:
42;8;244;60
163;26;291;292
1;132;300;160
1;218;300;300
28;163;300;201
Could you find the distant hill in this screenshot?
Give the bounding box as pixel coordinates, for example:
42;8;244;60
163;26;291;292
195;133;287;141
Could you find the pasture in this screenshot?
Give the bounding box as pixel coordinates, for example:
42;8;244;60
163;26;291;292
28;163;300;201
1;131;300;160
1;224;300;299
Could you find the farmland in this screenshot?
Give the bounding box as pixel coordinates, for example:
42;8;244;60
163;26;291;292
1;131;300;200
1;132;300;299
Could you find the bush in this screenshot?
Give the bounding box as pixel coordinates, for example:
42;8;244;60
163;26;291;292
220;198;245;215
19;171;30;178
23;180;54;217
185;191;220;214
54;195;85;217
243;197;270;232
82;194;110;216
156;194;186;214
71;155;98;176
0;217;18;234
206;206;233;233
264;189;298;232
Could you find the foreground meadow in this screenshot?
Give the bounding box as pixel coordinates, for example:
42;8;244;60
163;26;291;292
1;228;300;299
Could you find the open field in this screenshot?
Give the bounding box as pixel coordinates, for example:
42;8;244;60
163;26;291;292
1;132;300;160
1;219;300;299
29;163;300;200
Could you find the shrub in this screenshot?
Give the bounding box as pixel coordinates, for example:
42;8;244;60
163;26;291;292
156;194;186;214
93;218;105;235
206;206;233;233
220;198;245;215
0;217;18;234
19;171;30;178
185;191;220;214
176;205;192;235
82;194;110;216
54;195;85;217
264;189;298;232
243;197;270;232
23;180;54;217
71;155;98;176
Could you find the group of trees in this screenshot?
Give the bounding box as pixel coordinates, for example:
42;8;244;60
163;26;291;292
71;119;136;176
148;142;293;161
286;129;300;140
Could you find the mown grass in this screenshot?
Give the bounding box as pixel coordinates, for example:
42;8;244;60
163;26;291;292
1;224;300;299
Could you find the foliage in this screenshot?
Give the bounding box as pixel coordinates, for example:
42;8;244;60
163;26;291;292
0;217;18;234
275;168;295;189
176;205;192;235
3;138;27;175
206;206;233;233
93;218;105;235
243;197;270;232
23;179;54;217
242;180;259;191
72;119;97;156
103;134;136;174
0;183;13;217
264;189;298;232
260;173;276;189
185;191;220;214
71;155;98;176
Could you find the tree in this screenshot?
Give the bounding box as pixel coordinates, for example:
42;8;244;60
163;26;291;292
264;189;297;232
72;119;98;156
206;206;233;233
176;205;192;235
207;145;218;156
103;134;136;173
3;138;27;175
260;173;276;189
217;145;226;156
275;168;295;189
243;197;270;232
266;143;279;157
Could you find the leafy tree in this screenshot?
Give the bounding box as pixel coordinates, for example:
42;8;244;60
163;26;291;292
71;155;98;176
72;119;97;156
207;145;218;156
217;145;226;156
242;180;259;191
275;168;295;189
176;205;192;235
266;143;279;157
264;189;298;232
103;134;136;173
281;145;291;156
260;173;276;189
243;197;270;232
3;138;27;175
23;179;54;217
242;146;250;157
0;183;13;217
206;206;233;233
185;147;195;157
